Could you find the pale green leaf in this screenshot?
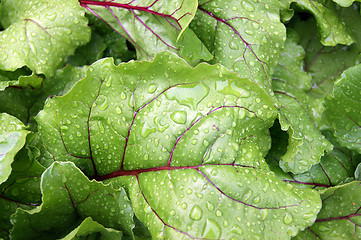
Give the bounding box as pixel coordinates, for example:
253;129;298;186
81;0;212;64
0;113;29;184
0;140;44;239
323;63;361;154
0;0;91;77
293;181;361;239
191;0;286;93
289;0;354;46
10;161;134;240
36;51;320;239
272;31;332;174
60;217;123;240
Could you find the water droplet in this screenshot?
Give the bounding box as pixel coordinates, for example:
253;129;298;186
181;203;188;209
244;189;253;201
140;122;156;138
196;193;203;199
120;92;127;100
164;83;209;110
46;13;57;21
202;219;221;239
232;6;238;11
191;139;198;145
216;210;222;217
261;209;268;220
154;116;169;132
231;224;243;235
229;40;239;50
283;213;293;224
206;202;214;211
170;210;176;216
97;121;105;133
62;175;67;183
99;98;109;110
170;111;187;124
147;84;157;94
203;139;209;146
144;205;152;214
241;0;255;11
115;106;122;114
189;205;203;220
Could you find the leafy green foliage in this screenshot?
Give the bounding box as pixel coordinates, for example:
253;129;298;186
10;161;134;240
294;181;361;239
35;51;321;239
1;0;361;239
323;64;361;154
0;0;91;77
191;0;286;93
0;113;29;184
0;138;45;239
272;30;332;174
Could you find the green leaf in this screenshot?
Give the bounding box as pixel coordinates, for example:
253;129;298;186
289;5;361;99
190;0;286;92
272;31;332;174
10;161;134;240
60;217;123;240
0;65;87;127
293;181;361;239
80;0;212;64
0;140;44;239
289;0;354;46
332;0;361;7
323;63;361;154
0;0;91;77
0;71;43;91
36;51;321;239
0;113;29;184
66;32;107;67
267;123;360;189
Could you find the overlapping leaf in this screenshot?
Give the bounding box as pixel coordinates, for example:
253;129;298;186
0;0;91;77
323;64;361;154
36;52;321;239
190;0;286;93
0;71;42;91
293;181;361;239
287;0;354;46
60;217;123;240
10;161;134;240
289;5;361;99
0;65;87;127
0;113;29;184
266;122;361;190
80;0;212;64
272;31;332;174
0;140;45;239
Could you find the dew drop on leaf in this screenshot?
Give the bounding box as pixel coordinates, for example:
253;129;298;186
170;111;187;124
283;213;293;225
261;209;268;220
231;224;243;235
115;106;122;114
147;84;157;94
202;219;221;239
241;0;255;11
189;205;203;221
206;202;214;211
